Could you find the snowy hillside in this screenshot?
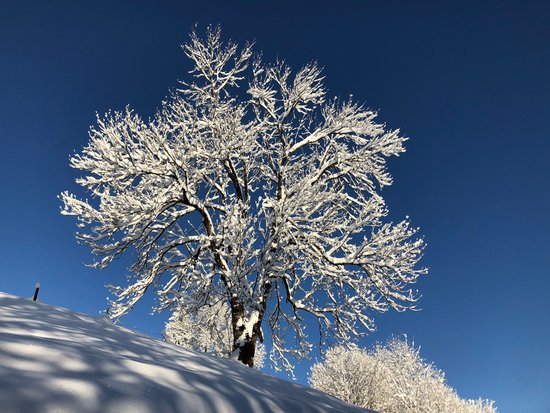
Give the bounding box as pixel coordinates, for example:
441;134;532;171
0;292;370;413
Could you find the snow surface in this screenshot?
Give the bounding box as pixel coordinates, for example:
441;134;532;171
0;292;371;413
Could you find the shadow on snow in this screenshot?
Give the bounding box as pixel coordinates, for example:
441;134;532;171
0;292;369;413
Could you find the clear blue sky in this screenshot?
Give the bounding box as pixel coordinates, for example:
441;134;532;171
1;1;548;411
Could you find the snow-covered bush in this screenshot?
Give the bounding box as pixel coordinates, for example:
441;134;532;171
309;338;496;413
165;299;265;368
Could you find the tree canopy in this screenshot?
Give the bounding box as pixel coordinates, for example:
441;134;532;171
61;27;426;370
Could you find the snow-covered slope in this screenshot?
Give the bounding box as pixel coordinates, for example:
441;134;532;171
0;292;370;413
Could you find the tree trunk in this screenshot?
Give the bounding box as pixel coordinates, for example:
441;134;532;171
230;296;260;368
236;337;257;367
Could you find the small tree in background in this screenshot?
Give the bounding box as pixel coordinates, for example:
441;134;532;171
61;27;426;370
310;338;497;413
164;297;265;368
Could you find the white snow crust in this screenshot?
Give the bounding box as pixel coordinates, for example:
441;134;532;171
0;292;370;413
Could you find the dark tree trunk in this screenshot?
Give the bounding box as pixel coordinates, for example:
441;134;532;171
237;337;257;367
230;296;260;368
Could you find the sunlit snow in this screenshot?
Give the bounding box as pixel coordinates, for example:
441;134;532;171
0;292;370;412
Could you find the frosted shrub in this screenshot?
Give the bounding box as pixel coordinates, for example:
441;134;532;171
165;299;265;368
310;338;496;413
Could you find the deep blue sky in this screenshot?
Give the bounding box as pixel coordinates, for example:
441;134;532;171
1;1;549;411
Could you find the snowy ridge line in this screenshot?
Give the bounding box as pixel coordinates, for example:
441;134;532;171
0;292;371;413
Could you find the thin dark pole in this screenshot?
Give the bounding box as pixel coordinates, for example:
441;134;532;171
33;282;40;301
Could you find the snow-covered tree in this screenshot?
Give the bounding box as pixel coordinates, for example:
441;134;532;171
164;297;265;368
60;27;426;370
309;338;497;413
164;298;231;356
